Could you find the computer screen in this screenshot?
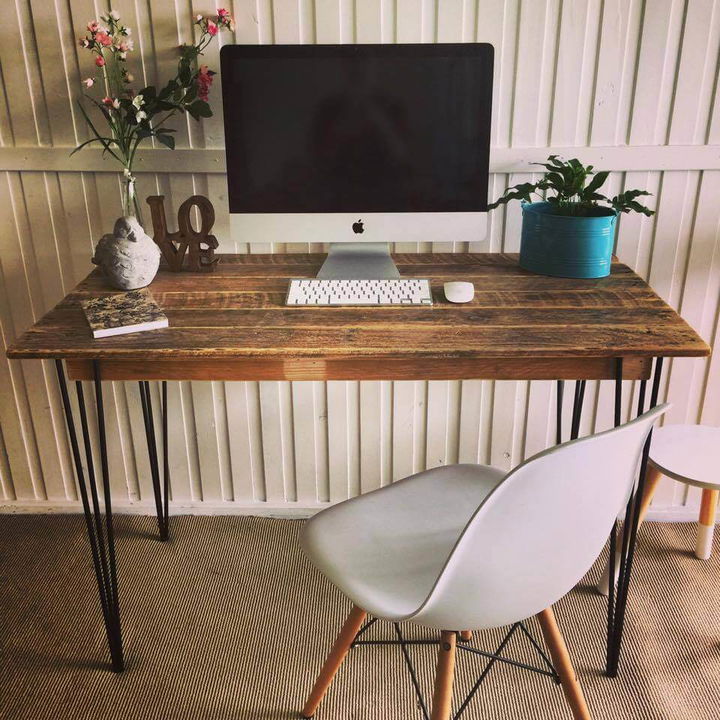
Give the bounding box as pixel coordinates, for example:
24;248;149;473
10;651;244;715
221;44;493;215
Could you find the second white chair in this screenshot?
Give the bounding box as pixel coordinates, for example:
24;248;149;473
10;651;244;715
597;423;720;596
300;405;668;720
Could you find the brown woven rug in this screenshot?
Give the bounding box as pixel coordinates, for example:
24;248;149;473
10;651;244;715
0;515;718;719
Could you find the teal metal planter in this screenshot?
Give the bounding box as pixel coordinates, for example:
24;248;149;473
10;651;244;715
519;202;618;279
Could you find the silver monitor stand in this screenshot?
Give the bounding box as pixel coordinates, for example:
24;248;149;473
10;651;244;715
316;242;400;279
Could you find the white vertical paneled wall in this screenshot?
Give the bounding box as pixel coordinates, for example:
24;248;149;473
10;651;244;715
1;0;718;519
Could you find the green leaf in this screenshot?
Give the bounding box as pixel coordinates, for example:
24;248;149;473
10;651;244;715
139;86;157;101
158;80;178;100
610;190;655;216
179;60;192;86
71;137;117;155
187;100;212;119
75;99;122;163
585;170;609;195
487;182;538;209
183;84;198;103
156;133;175;150
544;172;565;190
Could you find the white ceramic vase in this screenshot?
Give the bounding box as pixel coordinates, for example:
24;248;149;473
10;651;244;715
92;216;161;290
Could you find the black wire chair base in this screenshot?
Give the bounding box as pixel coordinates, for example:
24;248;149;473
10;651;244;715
349;618;559;720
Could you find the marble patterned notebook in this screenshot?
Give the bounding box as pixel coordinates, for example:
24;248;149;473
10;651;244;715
81;289;168;339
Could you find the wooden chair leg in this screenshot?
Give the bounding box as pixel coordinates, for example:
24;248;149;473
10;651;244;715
596;464;663;595
696;488;718;560
459;630;472;641
536;607;591;720
431;630;457;720
302;605;367;718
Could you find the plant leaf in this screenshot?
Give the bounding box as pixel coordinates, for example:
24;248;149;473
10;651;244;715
156;133;175;150
75;99;122;163
487;182;538;209
610;190;655;216
179;60;192;86
187;100;212;119
585;170;610;195
70;137;117;155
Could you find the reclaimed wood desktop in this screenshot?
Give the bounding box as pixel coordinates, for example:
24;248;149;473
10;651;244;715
8;253;705;379
6;252;709;678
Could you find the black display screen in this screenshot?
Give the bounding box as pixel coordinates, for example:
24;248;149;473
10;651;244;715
221;44;493;213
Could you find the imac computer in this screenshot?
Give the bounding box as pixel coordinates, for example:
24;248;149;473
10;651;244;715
220;43;493;295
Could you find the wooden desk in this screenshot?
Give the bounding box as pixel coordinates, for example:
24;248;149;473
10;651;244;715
6;253;709;676
8;253;705;378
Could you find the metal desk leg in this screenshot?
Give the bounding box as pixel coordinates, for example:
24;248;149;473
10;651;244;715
138;381;170;541
606;356;664;677
555;379;586;445
55;359;123;672
570;380;586;441
555;380;564;444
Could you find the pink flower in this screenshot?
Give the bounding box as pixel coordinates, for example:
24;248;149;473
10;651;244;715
102;96;120;110
79;37;91;48
95;31;112;46
216;9;233;29
95;56;105;67
196;65;214;102
82;77;94;88
87;21;99;32
102;96;113;106
207;19;218;35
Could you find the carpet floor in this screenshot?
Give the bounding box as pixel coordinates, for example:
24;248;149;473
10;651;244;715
0;515;718;720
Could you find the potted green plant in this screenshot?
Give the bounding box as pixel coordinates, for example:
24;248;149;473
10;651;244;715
489;155;655;279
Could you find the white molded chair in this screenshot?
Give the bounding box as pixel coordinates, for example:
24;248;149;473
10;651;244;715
300;405;668;720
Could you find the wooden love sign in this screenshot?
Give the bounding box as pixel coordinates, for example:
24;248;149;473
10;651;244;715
146;194;219;272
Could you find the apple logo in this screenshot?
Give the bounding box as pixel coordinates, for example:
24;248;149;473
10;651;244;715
352;219;364;234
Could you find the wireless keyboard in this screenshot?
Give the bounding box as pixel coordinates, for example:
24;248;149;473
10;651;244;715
286;278;433;306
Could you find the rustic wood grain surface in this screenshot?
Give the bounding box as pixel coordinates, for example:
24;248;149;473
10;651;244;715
5;254;709;381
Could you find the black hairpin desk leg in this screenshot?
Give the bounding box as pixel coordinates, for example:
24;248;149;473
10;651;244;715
606;356;664;677
555;379;586;445
55;359;123;672
138;380;170;541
